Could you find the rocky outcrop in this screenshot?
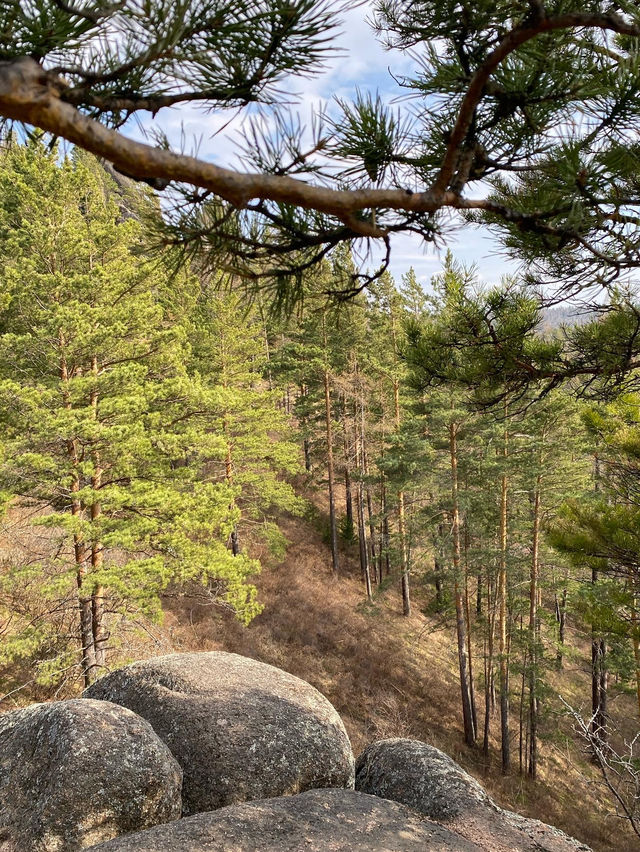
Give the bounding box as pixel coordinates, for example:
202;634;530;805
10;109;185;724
84;652;354;815
355;739;591;852
0;699;182;852
88;788;482;851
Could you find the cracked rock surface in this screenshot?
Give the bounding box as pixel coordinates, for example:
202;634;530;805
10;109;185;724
0;698;182;852
89;788;483;851
355;739;591;852
84;652;355;815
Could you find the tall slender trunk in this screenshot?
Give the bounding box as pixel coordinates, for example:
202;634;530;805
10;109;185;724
556;583;568;668
519;638;527;775
591;454;607;742
341;395;354;528
90;355;106;673
60;334;95;687
300;385;312;472
357;479;372;600
322;318;339;574
361;427;377;571
394;378;410;615
450;422;476;746
483;561;497;758
379;479;389;582
382;494;391;577
434;523;446;609
630;583;640;720
355;373;372;600
365;486;377;576
528;474;541;779
388;306;410;614
464;520;478;736
499;415;510;773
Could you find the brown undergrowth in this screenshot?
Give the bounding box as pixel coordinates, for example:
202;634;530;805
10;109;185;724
165;509;637;852
1;497;636;851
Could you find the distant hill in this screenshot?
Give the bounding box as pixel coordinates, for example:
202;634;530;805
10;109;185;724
540;305;595;331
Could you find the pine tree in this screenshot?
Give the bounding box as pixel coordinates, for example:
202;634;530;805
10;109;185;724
0;142;261;688
4;1;640;315
185;284;305;560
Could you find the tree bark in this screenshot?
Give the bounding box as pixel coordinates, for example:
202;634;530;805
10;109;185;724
355;377;372;600
450;422;476;747
528;474;541;780
300;385;312;472
341;395;354;529
60;334;96;687
394;378;411;615
556;583;568;667
322;317;339;574
499;415;510;773
483;560;497;759
630;585;640;720
90;354;107;673
464;520;478;736
591;454;607;742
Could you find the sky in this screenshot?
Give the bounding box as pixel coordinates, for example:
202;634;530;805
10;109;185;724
133;3;520;289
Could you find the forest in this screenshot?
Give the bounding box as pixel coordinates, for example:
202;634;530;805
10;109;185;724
0;138;639;850
4;1;640;849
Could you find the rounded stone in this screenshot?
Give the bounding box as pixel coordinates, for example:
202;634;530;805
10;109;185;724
88;788;482;851
355;739;591;852
356;738;491;822
0;698;182;852
84;652;355;815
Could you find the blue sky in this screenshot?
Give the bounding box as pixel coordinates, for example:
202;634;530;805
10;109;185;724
135;3;520;289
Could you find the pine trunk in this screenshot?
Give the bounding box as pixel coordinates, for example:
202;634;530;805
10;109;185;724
89;355;107;673
590;455;607;741
556;584;568;667
499;416;510;773
528;474;541;779
464;521;478;735
300;385;312;472
322;318;340;574
60;337;96;687
630;587;640;720
483;561;497;758
394;379;410;615
450;422;476;746
355;387;372;599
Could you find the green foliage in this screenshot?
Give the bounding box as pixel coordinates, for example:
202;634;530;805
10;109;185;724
338;513;357;545
0;140;302;688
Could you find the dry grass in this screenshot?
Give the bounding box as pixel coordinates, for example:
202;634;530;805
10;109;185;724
165;509;638;852
2;495;637;851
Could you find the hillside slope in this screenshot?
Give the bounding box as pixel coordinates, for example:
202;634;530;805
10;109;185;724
164;509;636;852
1;498;634;851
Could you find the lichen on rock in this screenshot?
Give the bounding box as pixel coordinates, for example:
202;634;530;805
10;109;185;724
355;738;591;852
88;788;483;851
84;651;355;815
0;698;182;852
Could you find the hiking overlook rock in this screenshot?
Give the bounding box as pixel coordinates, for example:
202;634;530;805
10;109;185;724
0;652;591;851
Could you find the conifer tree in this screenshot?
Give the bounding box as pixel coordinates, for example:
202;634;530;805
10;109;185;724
4;0;640;319
0;142;261;688
185;285;304;560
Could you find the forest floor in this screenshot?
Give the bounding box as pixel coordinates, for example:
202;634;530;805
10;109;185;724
1;493;637;851
164;500;637;852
